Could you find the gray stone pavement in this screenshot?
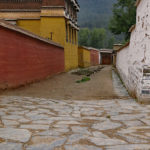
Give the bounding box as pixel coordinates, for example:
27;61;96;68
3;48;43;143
112;70;129;98
0;70;150;149
0;96;150;150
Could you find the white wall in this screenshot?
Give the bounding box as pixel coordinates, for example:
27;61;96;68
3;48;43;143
116;46;129;88
116;0;150;101
99;52;101;64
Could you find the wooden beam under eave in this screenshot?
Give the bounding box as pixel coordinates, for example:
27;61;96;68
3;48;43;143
135;0;142;7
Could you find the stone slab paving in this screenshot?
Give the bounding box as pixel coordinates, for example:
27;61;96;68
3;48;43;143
0;96;150;149
112;70;129;97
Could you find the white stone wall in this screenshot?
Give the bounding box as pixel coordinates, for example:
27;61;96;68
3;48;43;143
116;0;150;101
99;52;101;64
116;46;129;88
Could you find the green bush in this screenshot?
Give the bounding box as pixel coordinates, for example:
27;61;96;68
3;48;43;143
76;77;91;83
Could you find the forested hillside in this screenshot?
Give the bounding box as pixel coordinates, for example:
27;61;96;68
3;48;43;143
78;0;116;28
77;0;120;49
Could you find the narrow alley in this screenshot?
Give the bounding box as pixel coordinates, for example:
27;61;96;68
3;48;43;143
1;66;128;100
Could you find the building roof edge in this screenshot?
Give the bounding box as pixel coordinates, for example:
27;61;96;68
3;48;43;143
117;42;130;52
135;0;142;7
129;24;136;33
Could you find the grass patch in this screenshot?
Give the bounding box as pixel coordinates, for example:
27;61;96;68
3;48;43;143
76;77;91;83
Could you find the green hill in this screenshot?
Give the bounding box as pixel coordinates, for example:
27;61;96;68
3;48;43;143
78;0;116;28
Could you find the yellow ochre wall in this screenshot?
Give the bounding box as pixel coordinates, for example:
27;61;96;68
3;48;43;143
78;47;91;68
16;16;78;71
40;17;66;46
65;22;78;71
65;42;78;71
17;19;41;36
83;49;91;67
40;17;78;71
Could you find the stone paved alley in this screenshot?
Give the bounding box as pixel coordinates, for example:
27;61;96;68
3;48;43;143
0;67;150;150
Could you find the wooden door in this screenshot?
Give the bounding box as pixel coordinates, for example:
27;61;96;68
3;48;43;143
101;53;112;65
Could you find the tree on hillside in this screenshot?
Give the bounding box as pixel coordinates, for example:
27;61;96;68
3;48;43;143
109;0;136;40
107;37;115;48
90;28;106;48
78;28;115;49
78;28;90;46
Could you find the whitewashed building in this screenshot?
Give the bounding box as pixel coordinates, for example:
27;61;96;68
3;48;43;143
116;0;150;102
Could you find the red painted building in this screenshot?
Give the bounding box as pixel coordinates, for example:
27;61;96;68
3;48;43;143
89;48;100;66
0;20;64;89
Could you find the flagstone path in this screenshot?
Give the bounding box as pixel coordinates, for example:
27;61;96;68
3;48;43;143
0;96;150;150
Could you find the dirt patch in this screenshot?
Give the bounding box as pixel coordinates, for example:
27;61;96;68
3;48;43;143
1;66;118;100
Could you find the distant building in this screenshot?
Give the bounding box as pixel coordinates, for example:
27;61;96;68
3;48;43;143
78;47;113;67
0;0;80;71
113;44;123;51
78;46;100;68
89;47;100;66
99;49;113;65
78;46;91;68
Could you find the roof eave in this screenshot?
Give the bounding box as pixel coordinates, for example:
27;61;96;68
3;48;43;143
135;0;142;7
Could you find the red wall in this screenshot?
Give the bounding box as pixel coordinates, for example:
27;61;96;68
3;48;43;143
0;26;64;89
0;1;42;9
90;49;100;66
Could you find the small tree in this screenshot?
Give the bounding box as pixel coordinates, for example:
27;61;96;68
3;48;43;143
107;37;115;48
90;28;106;49
78;28;90;46
109;0;136;40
